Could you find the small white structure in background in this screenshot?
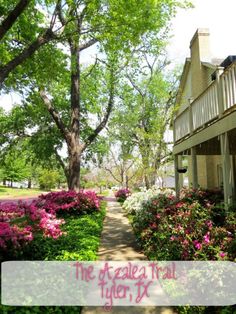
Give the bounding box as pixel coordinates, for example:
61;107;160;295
155;176;175;188
3;181;33;188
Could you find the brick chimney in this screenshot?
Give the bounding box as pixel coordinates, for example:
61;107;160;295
190;28;211;99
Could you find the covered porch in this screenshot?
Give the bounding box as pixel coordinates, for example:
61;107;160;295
174;128;236;206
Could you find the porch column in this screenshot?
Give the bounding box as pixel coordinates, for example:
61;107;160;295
220;132;233;207
174;155;180;195
174;155;184;196
191;146;198;189
178;155;184;188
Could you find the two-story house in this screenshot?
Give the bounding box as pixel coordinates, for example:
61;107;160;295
173;28;236;206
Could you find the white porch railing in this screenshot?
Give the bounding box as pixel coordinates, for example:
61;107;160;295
222;63;236;111
192;82;219;130
174;108;190;141
174;61;236;142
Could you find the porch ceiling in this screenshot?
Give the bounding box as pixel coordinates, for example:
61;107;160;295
175;128;236;155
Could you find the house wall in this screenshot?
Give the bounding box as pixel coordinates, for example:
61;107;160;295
188;155;221;189
180;71;192;109
206;155;222;188
188;156;207;188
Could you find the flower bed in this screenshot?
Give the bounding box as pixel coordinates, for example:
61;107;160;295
129;188;235;313
114;188;131;203
0;190;102;260
0;201;65;253
123;187;175;214
131;188;235;261
34;190;100;216
1;191;105;314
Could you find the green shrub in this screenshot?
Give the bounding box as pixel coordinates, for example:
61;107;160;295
38;169;60;190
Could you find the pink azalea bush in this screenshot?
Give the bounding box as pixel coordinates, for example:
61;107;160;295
35;190;100;216
0;190;101;252
0;201;65;250
132;188;235;261
115;188;131;202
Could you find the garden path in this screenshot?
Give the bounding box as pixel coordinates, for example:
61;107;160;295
82;196;175;314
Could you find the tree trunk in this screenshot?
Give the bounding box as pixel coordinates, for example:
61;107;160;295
144;174;150;189
140;149;151;189
3;178;6;186
28;178;32;189
125;175;129;189
68;146;81;191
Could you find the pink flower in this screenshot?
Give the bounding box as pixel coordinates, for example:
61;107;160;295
205;220;213;229
219;252;226;258
193;240;202;250
182;239;189;246
176;202;185;209
203;232;210;244
149;222;157;229
176;224;184;232
181;250;189;259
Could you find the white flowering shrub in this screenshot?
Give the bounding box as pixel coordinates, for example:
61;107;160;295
122;186;175;215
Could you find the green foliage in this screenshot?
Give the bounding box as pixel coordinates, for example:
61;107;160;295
15;203;106;261
37;169;61;190
0;147;31;183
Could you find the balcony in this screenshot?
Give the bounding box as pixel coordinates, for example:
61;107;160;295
174;61;236;143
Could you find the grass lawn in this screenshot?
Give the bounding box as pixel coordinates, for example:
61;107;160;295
0;186;46;198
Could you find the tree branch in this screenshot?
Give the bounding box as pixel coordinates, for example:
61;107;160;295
79;38;97;52
82;68;115;151
0;28;57;86
83;56;98;79
126;159;136;172
0;0;30;41
104;167;123;184
0;0;63;86
127;74;144;98
56;0;66;26
39;89;71;145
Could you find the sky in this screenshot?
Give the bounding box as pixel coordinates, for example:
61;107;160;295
167;0;236;64
1;0;236;111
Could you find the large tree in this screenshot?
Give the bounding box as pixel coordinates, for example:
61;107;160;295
109;56;180;188
0;0;190;190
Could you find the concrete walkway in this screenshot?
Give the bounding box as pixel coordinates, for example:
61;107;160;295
82;197;176;314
